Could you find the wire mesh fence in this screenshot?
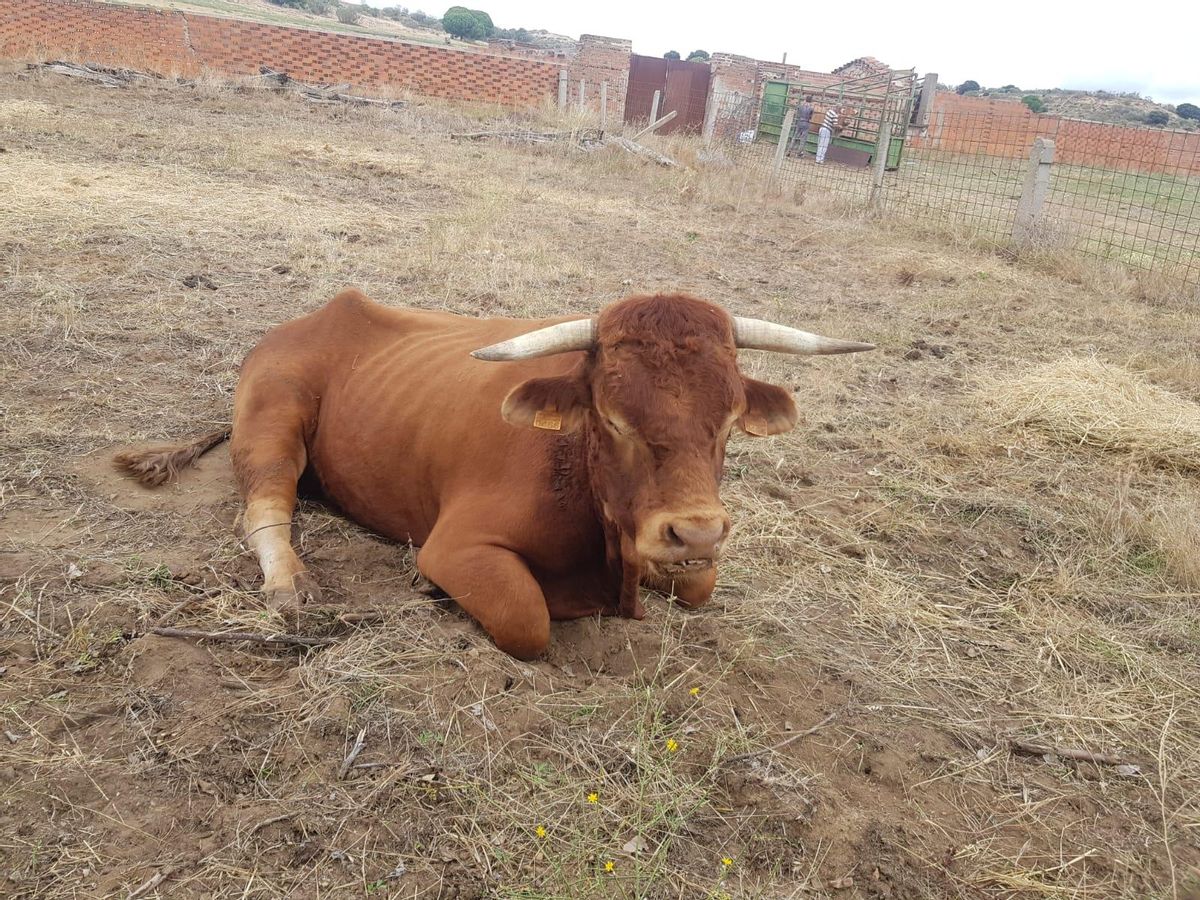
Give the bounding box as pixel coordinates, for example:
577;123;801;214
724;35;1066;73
707;89;1200;294
709;89;878;204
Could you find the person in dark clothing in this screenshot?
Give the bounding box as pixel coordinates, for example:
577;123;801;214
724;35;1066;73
789;95;815;157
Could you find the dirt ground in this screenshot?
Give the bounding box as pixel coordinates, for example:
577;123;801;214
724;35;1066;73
2;65;1199;899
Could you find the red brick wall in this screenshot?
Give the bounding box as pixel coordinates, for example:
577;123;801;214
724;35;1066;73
572;35;630;122
918;93;1200;178
0;0;561;107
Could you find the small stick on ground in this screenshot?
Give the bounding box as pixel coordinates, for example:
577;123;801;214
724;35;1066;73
127;869;171;899
249;812;294;834
1009;738;1141;768
723;711;839;765
148;626;334;649
338;727;368;779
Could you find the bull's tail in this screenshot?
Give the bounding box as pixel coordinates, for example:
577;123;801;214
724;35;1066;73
113;427;231;487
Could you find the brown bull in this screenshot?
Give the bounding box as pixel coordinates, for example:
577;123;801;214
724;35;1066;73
117;289;873;658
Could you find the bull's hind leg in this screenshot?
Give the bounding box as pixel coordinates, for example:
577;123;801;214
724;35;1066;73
230;372;321;613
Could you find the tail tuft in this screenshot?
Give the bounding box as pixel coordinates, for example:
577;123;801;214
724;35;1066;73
114;427;231;487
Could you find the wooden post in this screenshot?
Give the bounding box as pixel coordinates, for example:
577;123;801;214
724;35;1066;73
771;107;796;184
558;70;568;111
869;120;893;210
600;81;608;130
1013;137;1056;244
633;109;677;140
649;90;661;125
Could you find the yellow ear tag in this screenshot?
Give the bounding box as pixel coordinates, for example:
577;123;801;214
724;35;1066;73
533;409;563;431
741;416;768;437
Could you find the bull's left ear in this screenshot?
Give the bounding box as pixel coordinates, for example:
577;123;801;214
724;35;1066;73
738;377;799;437
501;374;590;433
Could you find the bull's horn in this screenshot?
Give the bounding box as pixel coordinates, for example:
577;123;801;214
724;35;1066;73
733;317;875;355
471;318;597;361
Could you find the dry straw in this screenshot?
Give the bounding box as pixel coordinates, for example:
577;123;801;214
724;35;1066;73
980;355;1200;471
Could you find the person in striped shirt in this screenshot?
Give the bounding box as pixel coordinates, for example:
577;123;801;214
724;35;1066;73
815;105;842;164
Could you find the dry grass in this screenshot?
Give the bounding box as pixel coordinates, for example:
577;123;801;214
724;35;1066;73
980;356;1200;472
2;62;1200;899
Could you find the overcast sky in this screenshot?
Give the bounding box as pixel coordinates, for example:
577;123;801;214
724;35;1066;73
439;0;1198;105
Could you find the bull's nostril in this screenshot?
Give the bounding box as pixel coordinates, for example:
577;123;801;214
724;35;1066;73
665;524;685;547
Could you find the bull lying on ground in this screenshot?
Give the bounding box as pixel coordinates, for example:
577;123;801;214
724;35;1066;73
117;290;874;658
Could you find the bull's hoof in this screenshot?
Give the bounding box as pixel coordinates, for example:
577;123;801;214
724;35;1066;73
264;571;323;613
619;594;646;620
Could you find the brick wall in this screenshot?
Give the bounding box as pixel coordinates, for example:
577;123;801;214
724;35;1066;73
917;93;1200;178
0;0;561;107
571;35;630;122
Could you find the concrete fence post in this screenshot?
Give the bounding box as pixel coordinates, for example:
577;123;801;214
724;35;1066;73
558;70;568;111
1013;137;1055;244
770;107;796;185
578;79;586;111
869;121;893;211
599;82;608;130
914;72;937;129
649;90;661;125
701;89;717;144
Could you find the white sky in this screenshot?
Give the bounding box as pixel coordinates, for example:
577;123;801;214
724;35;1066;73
419;0;1199;105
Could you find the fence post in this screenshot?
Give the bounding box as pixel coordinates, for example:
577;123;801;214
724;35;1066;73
558;71;568;111
599;81;608;130
1013;137;1055;244
578;79;586;111
914;72;937;129
869;120;892;211
771;107;796;185
649;90;661;125
701;89;717;143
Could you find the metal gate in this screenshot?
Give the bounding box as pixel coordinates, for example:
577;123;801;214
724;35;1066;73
756;69;917;169
623;55;711;134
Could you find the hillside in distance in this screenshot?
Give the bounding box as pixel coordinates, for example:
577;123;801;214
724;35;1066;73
952;84;1198;131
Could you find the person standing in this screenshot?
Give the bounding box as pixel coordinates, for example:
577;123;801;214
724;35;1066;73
789;94;814;157
815;103;840;164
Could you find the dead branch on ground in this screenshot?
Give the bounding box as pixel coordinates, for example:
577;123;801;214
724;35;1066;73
148;625;334;649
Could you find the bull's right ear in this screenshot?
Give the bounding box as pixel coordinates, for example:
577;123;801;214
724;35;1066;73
501;374;590;433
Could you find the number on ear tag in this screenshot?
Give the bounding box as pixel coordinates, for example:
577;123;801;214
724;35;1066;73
533;409;563;431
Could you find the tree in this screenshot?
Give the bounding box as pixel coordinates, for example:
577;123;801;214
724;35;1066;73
663;50;681;61
335;4;360;23
1144;110;1170;126
442;5;484;38
1177;102;1200;121
1021;95;1045;113
686;50;710;62
469;8;494;36
956;79;980;95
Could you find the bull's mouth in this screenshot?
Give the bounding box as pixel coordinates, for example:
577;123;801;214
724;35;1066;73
651;557;715;576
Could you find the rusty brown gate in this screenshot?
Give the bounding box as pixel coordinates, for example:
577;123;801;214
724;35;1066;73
623;55;711;134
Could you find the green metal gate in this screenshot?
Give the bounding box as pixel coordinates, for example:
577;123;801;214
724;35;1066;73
756;69;916;170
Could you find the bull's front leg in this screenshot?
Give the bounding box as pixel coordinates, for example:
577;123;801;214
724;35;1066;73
417;532;550;660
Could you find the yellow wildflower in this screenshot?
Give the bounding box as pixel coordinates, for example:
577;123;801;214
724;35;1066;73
604;860;615;873
689;686;701;697
535;825;546;839
666;738;679;753
587;791;599;804
721;857;734;868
